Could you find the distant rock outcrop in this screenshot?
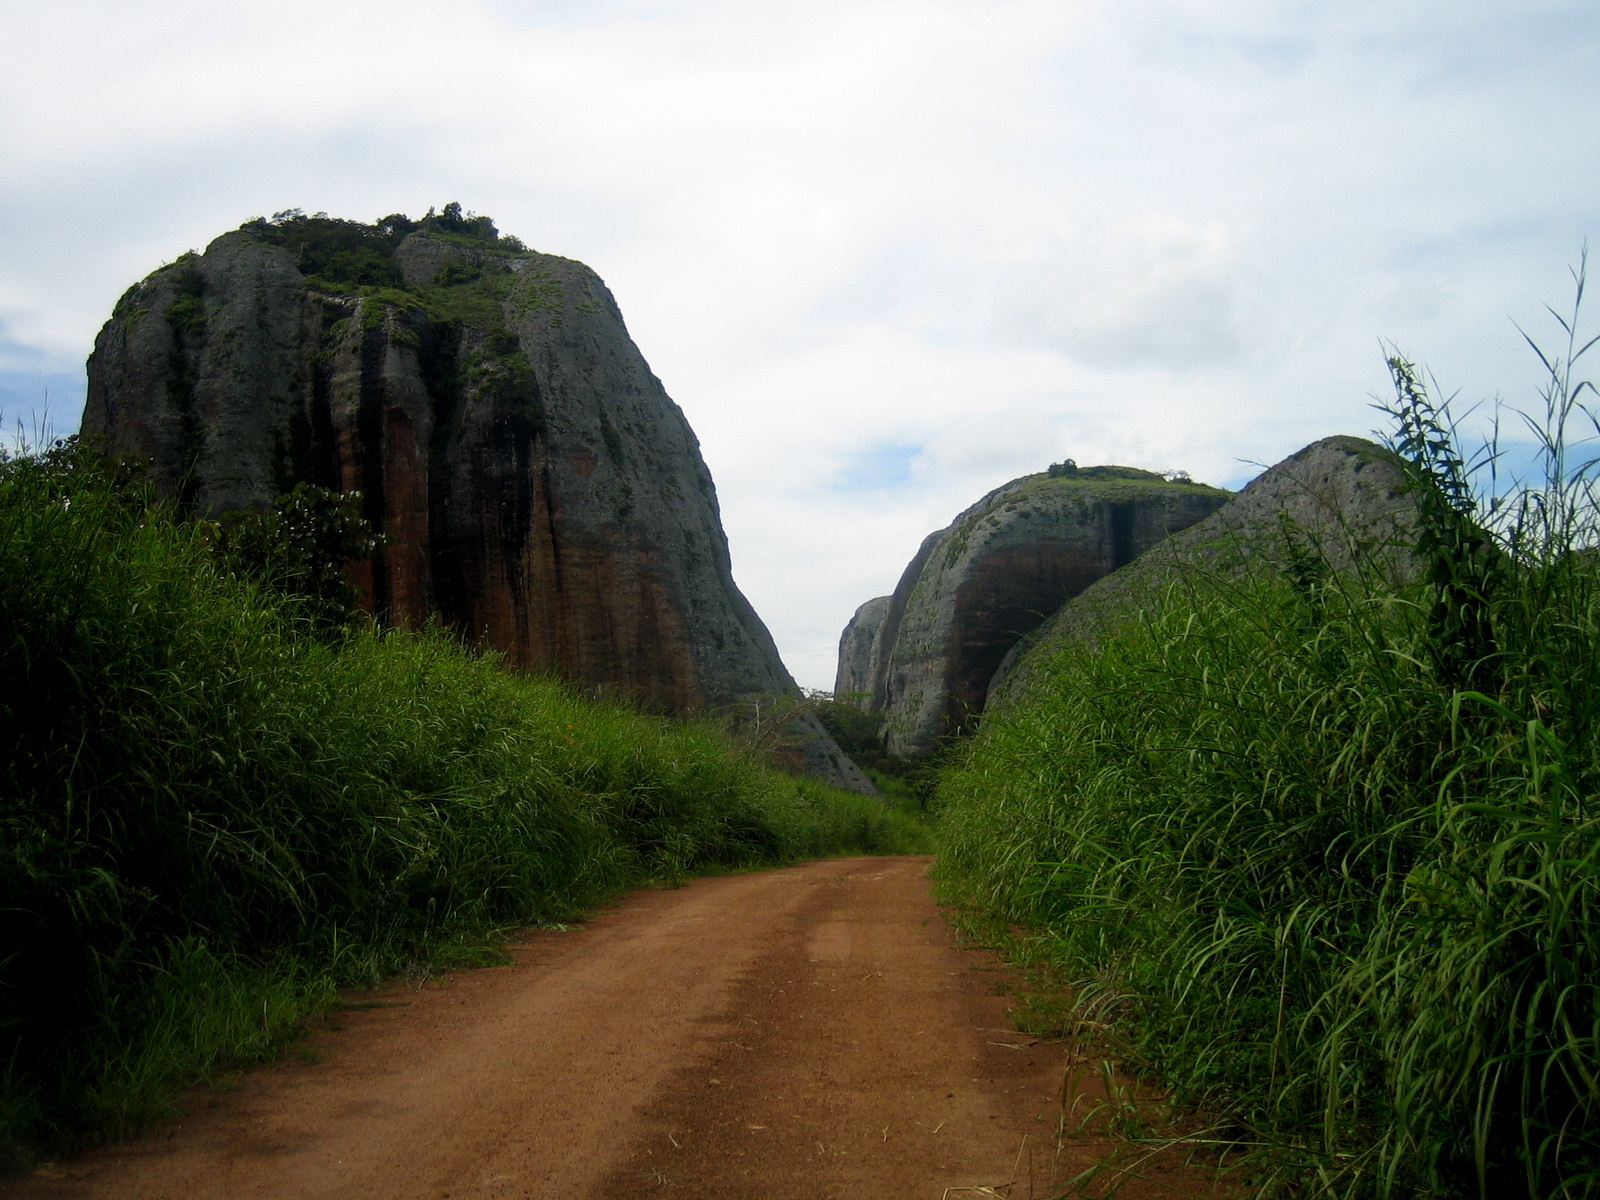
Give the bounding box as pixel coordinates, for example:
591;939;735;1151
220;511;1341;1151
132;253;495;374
842;465;1231;759
835;596;891;699
83;209;873;793
987;436;1415;708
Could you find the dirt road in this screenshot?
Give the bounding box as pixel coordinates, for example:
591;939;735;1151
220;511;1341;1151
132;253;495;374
11;857;1218;1199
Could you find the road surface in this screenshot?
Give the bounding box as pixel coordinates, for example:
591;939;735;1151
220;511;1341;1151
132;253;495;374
12;857;1221;1199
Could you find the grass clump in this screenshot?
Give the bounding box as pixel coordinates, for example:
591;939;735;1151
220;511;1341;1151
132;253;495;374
934;266;1600;1198
0;440;917;1159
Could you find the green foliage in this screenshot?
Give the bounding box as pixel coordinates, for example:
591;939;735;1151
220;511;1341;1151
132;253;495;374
0;433;149;507
356;287;423;329
510;267;566;319
243;210;403;287
935;268;1600;1198
164;258;207;337
240;206;544;402
212;483;382;630
320;248;400;288
1381;354;1505;693
810;692;945;811
0;447;918;1157
461;349;536;412
1045;460;1159;482
483;327;521;357
419;262;519;330
240;204;525;291
990;471;1228;526
1043;460;1200;486
812;693;885;760
421;201;501;245
433;261;482;287
412;201;527;252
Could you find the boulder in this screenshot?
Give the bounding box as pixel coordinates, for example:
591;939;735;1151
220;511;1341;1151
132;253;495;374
83;212;874;794
844;465;1230;759
987;436;1416;708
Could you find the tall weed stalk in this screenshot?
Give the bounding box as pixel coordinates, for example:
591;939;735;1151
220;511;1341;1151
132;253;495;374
936;265;1600;1197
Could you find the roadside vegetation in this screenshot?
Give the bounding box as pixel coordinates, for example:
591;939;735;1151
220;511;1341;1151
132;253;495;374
0;440;921;1164
811;692;948;810
935;269;1600;1198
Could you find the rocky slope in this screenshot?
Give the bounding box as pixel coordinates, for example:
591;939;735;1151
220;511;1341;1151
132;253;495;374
83;209;872;792
987;436;1416;708
840;465;1230;758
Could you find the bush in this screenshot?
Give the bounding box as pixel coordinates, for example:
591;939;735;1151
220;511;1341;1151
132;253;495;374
0;443;919;1155
935;269;1600;1198
810;691;945;809
239;204;523;288
212;482;382;630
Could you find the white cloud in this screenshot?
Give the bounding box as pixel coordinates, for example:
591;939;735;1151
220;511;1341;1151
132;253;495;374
1;0;1596;686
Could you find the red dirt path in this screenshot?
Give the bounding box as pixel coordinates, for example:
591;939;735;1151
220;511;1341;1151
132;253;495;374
9;857;1224;1199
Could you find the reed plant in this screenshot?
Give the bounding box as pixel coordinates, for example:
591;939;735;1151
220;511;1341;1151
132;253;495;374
0;439;921;1160
935;264;1600;1197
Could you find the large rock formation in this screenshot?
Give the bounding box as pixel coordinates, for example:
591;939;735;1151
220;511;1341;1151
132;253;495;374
987;436;1416;708
841;465;1231;758
83;209;873;792
835;595;891;699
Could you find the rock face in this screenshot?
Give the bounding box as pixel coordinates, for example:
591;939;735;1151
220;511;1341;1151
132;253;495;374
987;436;1415;709
835;595;891;699
843;466;1231;759
83;211;873;793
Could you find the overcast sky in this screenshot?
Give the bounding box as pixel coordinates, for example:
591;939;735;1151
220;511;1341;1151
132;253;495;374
2;0;1597;687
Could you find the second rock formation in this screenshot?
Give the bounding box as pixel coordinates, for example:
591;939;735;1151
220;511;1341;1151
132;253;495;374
838;465;1230;758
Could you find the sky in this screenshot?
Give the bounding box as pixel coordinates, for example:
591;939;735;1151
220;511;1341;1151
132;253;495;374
2;0;1597;688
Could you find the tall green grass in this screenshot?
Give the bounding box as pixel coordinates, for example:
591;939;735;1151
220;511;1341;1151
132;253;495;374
935;272;1600;1197
0;441;922;1161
